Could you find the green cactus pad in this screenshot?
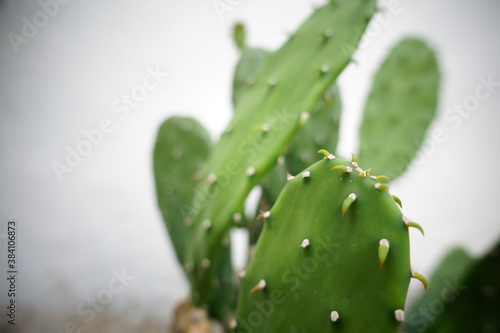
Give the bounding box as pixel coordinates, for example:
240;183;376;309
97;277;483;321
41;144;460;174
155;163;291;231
236;154;412;332
233;23;247;52
186;0;377;309
153;116;212;263
358;38;440;180
405;241;500;333
285;84;342;175
233;47;269;107
153;116;235;321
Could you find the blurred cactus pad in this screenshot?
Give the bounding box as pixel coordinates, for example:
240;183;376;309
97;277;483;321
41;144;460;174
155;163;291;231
153;0;443;332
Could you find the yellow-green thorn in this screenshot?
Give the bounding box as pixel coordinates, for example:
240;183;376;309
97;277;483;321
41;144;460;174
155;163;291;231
318;149;335;160
365;168;374;175
351;153;358;163
342;193;356;218
408;222;425;236
378;238;390;268
392;195;403;208
376;175;390;181
412;272;428;291
375;183;389;191
330;165;352;173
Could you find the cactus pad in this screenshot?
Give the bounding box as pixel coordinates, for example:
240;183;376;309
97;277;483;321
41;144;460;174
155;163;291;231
236;153;416;332
359;38;440;180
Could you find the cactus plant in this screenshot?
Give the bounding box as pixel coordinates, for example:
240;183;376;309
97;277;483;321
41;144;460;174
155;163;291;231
404;240;500;333
153;116;212;264
235;152;426;332
358;38;440;180
184;0;377;318
153;1;444;331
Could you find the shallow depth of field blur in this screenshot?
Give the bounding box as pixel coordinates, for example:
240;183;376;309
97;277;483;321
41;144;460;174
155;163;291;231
1;0;499;332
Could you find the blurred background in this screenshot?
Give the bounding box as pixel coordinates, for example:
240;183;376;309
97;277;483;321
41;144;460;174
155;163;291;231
1;0;499;331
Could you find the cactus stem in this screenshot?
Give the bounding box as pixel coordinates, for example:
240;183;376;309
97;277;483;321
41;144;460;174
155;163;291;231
300;239;310;248
201;258;211;268
246;166;256;176
394;309;405;322
302;170;311;178
287;172;295;181
392;195;403;209
330;311;340;322
342;193;357;218
412;272;428;291
378;238;390;268
249;279;266;294
202;219;212;230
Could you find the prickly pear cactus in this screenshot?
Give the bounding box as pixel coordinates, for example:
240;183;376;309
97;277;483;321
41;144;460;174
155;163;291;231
404;241;500;333
153;117;235;321
359;38;440;180
235;151;426;332
153;116;212;263
186;0;377;313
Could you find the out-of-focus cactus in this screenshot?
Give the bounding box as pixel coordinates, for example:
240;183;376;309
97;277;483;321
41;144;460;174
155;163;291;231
359;38;440;180
404;241;500;333
153;1;444;331
184;0;377;318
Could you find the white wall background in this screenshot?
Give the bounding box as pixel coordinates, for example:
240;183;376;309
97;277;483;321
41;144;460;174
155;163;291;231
0;0;499;331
